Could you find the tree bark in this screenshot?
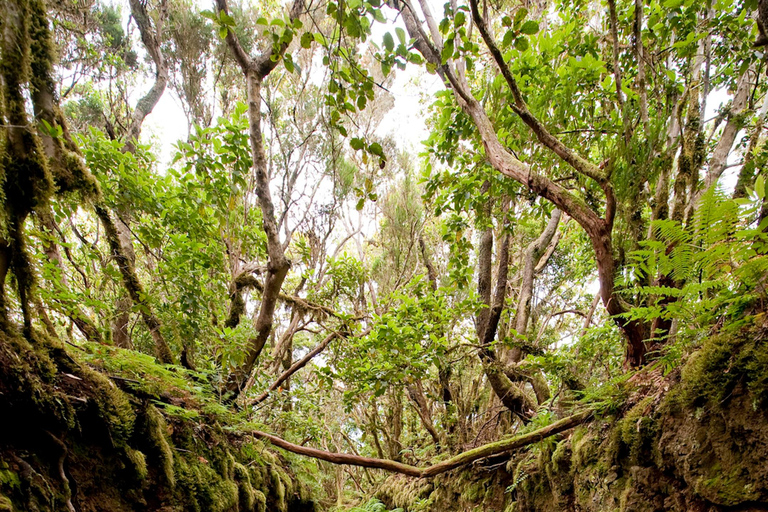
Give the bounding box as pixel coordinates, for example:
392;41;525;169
607;0;631;142
475;209;537;419
216;0;304;396
670;55;704;223
634;0;650;134
513;209;562;345
733;96;768;199
418;234;439;291
701;67;754;192
406;380;441;448
112;0;170;350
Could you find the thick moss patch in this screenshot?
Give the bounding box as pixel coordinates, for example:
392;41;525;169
0;329;315;511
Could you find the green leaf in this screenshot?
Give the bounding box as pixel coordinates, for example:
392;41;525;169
503;30;515;47
514;8;528;27
455;11;465;26
514;36;529;51
520;20;539;34
368;142;384;157
256;17;268;25
396;27;406;44
407;52;423;64
441;38;454;64
40;119;62;138
350;137;365;151
356;197;366;210
383;32;394;51
300;32;313;48
283;55;295;73
219;12;235;26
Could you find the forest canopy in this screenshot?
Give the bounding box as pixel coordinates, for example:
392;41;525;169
1;0;767;507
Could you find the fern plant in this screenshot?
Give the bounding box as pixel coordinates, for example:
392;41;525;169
343;498;403;512
624;177;768;365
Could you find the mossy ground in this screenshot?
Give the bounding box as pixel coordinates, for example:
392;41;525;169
0;329;316;511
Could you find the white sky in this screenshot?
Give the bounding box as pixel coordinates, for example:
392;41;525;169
141;8;444;166
136;1;748;199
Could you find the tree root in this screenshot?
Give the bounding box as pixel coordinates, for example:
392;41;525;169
45;431;77;512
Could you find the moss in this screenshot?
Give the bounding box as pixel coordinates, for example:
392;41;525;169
233;462;255;511
0;494;11;511
617;397;658;466
124;447;148;481
699;465;760;505
570;426;599;469
0;331;75;430
0;329;311;512
269;466;288;511
143;405;176;488
461;481;484;502
175;453;239;512
543;438;574;503
79;365;136;444
253;489;267;512
0;466;20;492
682;330;768;409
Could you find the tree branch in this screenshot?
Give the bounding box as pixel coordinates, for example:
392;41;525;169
466;0;606;184
126;0;169;150
250;328;367;406
251;410;592;477
93;204;174;364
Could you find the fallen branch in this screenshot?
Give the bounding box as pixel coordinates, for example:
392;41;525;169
252;409;592;478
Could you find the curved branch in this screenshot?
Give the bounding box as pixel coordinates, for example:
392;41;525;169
391;0;647;366
126;0;169;149
230;273;353;322
216;0;306;395
466;0;606;184
513;209;562;339
252;410;592;478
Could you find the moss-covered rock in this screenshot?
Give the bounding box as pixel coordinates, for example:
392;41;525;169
0;329;316;512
